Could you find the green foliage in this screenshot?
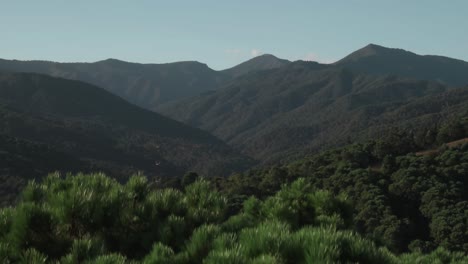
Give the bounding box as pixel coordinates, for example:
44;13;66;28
184;179;228;225
20;248;48;264
87;253;128;264
1;172;466;263
60;237;105;263
400;247;468;264
259;179;352;230
219;122;468;254
181;224;221;263
142;243;174;264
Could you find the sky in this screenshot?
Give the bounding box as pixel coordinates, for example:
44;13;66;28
1;1;467;70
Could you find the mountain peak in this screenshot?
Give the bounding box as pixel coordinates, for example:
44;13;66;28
358;43;393;54
346;44;390;59
222;54;290;78
363;43;386;50
250;53;286;62
102;58;123;62
97;58;132;66
256;53;279;58
334;43;468;86
336;44;413;64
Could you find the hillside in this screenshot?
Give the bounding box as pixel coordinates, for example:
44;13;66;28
0;119;466;262
335;44;468;86
0;72;254;203
159;60;468;163
0;134;83;206
219;118;468;253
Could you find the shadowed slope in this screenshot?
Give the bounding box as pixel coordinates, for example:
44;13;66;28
0;72;254;203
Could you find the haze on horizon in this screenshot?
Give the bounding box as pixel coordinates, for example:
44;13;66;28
1;0;467;70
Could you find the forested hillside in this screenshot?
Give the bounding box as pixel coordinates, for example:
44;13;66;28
159;61;468;164
1;118;467;262
0;72;253;204
218;118;468;254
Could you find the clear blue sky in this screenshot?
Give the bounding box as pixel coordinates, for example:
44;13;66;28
1;1;467;70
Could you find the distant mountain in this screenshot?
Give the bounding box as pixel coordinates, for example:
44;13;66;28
335;44;468;86
0;59;231;110
0;55;290;112
1;44;467;113
221;54;290;78
0;72;254;203
159;61;468;163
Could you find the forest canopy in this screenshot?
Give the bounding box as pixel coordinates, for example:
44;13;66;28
0;171;467;263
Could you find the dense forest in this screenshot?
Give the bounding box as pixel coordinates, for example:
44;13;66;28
0;118;467;263
219;117;468;252
1;176;467;263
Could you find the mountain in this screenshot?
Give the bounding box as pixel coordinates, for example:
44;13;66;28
0;55;290;112
3;44;468;166
221;54;290;78
1;44;466;113
0;72;254;203
0;58;230;111
335;44;468;86
158;61;468;163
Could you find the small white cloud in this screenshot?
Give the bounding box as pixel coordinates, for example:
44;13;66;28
303;53;319;61
251;49;262;57
302;52;334;64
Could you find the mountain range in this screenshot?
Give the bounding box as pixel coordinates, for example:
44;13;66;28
1;43;468;199
156;45;468;163
0;54;289;111
158;64;468;163
2;43;467;112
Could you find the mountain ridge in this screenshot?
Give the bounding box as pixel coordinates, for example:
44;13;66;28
0;53;291;111
2;43;467;112
0;58;228;110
